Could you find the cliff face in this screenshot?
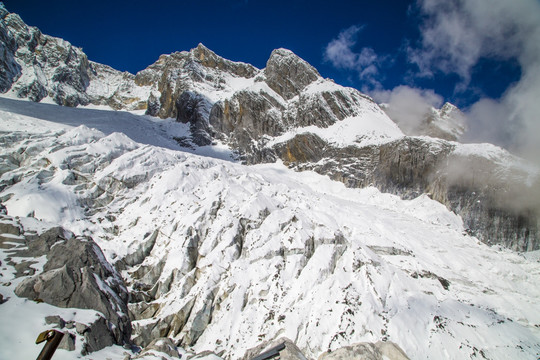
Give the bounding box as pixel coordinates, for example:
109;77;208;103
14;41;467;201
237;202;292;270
0;6;151;109
1;5;538;251
272;135;539;251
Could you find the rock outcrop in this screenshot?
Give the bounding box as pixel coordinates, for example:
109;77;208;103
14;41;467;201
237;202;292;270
264;48;320;100
242;338;308;360
271;135;539;251
0;213;131;354
0;5;92;105
0;4;150;109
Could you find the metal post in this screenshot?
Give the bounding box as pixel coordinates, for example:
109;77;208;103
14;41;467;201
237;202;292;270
35;329;64;360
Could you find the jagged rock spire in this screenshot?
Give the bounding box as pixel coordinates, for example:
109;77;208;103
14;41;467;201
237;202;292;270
264;48;320;100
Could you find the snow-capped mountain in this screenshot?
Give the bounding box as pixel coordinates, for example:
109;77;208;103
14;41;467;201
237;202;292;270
1;4;540;360
2;4;537;251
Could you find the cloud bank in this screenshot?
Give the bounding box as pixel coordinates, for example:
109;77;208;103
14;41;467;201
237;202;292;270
324;25;382;89
410;0;540;160
372;86;443;135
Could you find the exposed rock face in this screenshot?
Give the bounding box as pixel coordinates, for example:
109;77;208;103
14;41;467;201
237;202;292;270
0;7;92;105
0;4;150;109
3;216;131;353
318;341;410;360
134;43;259;120
264;48;320;100
272;134;539;251
191;43;258;79
177;90;214;145
0;6;20;93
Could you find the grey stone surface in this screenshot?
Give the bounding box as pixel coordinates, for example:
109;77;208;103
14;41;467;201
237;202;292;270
8;216;131;353
45;315;66;329
58;332;76;352
264;48;320;100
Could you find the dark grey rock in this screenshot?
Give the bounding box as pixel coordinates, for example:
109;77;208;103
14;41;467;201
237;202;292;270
0;7;21;93
145;92;161;116
176;91;214;146
45;315;66;329
10;220;131;353
82;316;116;354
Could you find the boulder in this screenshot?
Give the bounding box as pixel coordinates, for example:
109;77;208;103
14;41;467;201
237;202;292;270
11;221;131;352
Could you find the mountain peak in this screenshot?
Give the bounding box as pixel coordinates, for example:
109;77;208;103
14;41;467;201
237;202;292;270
265;48;321;100
0;2;8;18
188;42;259;78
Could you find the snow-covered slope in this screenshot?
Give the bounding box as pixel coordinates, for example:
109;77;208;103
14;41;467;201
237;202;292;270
0;99;539;359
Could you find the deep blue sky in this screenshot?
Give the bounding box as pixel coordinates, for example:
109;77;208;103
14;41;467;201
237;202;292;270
3;0;522;109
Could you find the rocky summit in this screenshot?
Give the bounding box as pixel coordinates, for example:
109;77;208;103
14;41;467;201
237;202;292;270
0;4;539;360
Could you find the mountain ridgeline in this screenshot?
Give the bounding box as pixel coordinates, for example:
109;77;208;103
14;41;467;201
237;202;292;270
1;5;538;251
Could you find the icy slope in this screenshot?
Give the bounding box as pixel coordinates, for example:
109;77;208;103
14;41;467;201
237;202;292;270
0;96;235;160
0;104;539;359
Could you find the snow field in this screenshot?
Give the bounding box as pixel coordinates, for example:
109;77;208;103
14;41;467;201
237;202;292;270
0;98;539;359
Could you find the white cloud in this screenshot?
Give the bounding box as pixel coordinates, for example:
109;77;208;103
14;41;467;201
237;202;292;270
371;85;443;135
410;0;540;162
324;25;382;88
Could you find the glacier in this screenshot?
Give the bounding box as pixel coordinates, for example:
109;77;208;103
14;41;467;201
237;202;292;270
0;98;539;359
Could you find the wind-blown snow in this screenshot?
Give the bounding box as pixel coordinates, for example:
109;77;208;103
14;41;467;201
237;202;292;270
0;97;539;360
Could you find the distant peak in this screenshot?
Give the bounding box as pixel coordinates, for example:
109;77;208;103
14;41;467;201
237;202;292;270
191;43;217;60
441;102;457;111
194;43;213;54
